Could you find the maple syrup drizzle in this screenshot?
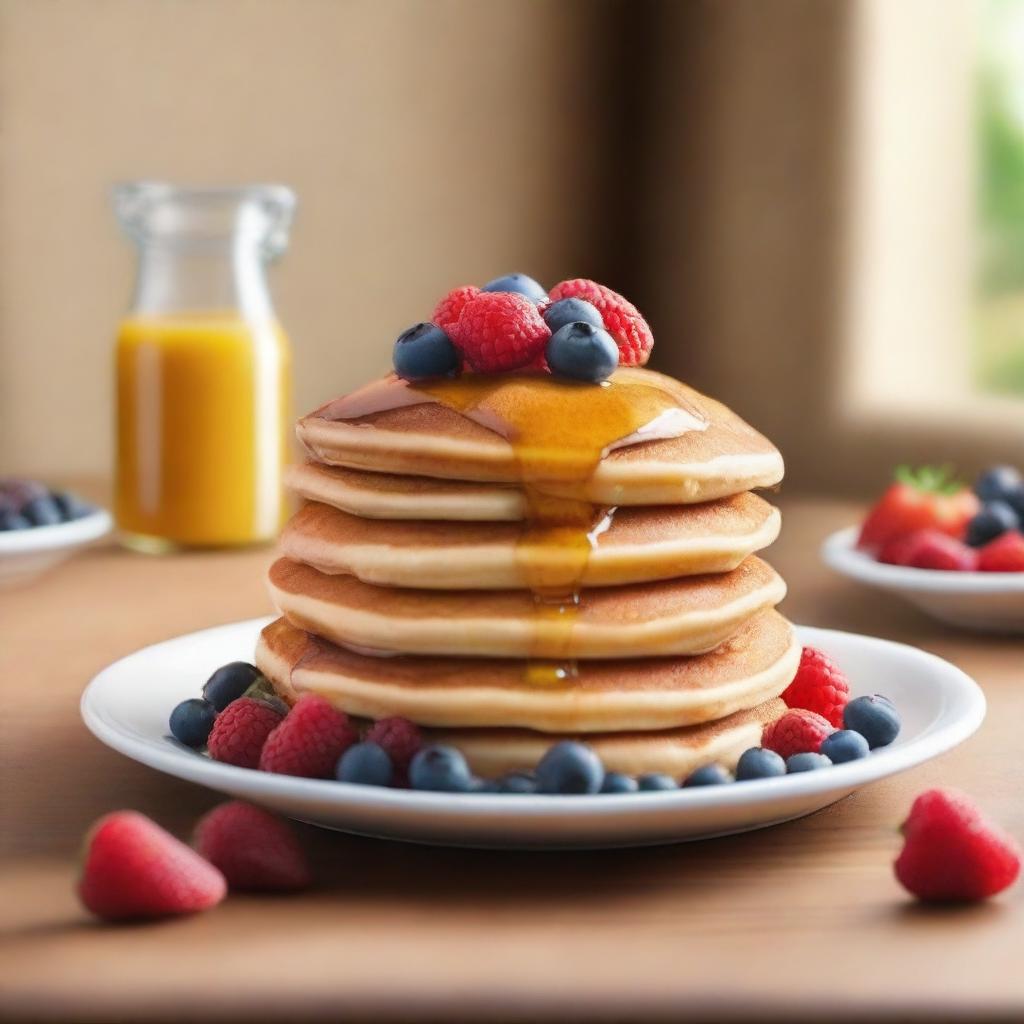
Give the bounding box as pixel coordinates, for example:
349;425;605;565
323;372;707;684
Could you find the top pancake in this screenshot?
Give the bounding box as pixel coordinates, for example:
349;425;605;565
297;368;783;506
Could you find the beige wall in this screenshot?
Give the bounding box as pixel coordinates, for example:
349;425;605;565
0;0;607;477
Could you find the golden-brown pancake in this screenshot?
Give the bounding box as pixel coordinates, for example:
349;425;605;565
267;556;787;659
438;699;786;778
255;612;800;733
279;495;782;590
297;368;783;505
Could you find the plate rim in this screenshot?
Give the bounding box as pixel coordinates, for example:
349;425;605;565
80;616;987;820
822;525;1024;594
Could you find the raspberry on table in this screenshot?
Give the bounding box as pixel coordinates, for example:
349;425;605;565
258;693;359;778
207;697;283;769
781;646;850;728
761;709;834;760
448;291;551;373
548;278;653;367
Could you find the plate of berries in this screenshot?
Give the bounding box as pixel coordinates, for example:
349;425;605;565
823;465;1024;633
81;617;984;848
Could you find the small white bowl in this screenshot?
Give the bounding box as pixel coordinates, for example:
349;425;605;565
0;506;112;587
822;525;1024;633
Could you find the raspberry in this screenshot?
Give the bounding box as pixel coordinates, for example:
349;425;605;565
781;646;850;728
894;789;1021;902
977;530;1024;572
905;530;978;571
193;801;312;892
78;811;226;921
259;693;358;778
432;284;479;334
548;279;653;366
448;291;550;373
365;716;423;781
761;709;834;760
207;698;283;769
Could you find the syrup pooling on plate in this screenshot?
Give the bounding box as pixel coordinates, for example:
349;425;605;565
324;372;707;683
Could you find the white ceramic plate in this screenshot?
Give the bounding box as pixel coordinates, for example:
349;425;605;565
81;617;985;849
822;526;1024;633
0;506;112;588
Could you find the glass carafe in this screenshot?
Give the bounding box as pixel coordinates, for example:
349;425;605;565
113;182;295;551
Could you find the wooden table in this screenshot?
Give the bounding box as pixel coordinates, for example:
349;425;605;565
2;497;1022;1022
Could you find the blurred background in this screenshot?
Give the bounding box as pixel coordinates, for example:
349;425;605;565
1;0;1022;497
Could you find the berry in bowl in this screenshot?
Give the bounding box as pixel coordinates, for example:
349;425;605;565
0;477;111;587
822;465;1024;632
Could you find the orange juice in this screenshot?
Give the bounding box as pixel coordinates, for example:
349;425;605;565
115;312;291;549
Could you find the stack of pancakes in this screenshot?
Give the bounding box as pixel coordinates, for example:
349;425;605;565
257;366;798;778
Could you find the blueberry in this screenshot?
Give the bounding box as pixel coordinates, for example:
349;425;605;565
843;694;901;748
481;272;547;303
819;729;870;764
543;298;603;334
409;745;475;792
965;501;1019;547
1006;481;1024;519
336;741;393;787
545;323;619;383
600;771;639;793
169;698;217;748
202;662;261;711
495;771;539;794
535;741;605;794
392;322;460;381
683;763;733;787
634;772;677;791
735;747;787;781
21;495;62;526
974;465;1022;503
52;491;94;521
0;510;31;531
786;752;832;773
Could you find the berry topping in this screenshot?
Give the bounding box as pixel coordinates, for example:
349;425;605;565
448;291;551;373
495;771;539;794
392;322;460;381
481;272;547;303
819;729;870;764
409;744;476;792
636;772;678;791
785;752;832;773
761;709;834;760
600;771;639;793
335;741;393;787
974;465;1022;504
781;646;850;728
78;811;226;921
895;789;1021;902
842;695;901;749
202;661;262;711
545;322;619;383
169;698;217;749
207;697;283;769
432;285;480;334
259;694;359;778
542;297;604;334
858;466;980;550
548;278;653;366
364;716;423;780
966;500;1020;548
535;741;605;795
977;529;1024;572
193;801;312;892
683;763;732;787
735;747;786;781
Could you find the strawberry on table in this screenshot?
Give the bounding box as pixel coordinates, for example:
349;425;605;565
858;466;979;550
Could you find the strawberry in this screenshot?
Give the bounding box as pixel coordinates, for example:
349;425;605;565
858;466;979;550
78;811;226;921
894;789;1021;902
193;801;312;892
977;530;1024;572
901;530;978;571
